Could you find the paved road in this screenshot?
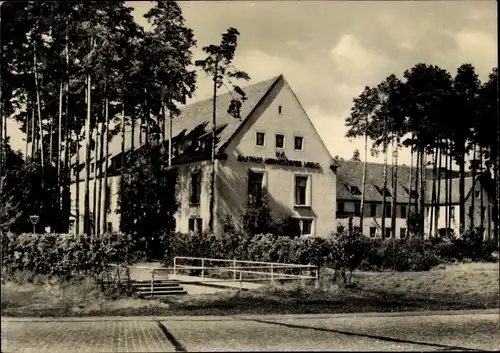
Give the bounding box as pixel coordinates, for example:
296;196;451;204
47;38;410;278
2;311;499;352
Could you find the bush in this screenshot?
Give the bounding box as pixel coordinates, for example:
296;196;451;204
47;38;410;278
1;232;135;282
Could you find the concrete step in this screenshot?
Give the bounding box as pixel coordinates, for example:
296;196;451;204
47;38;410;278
137;290;187;297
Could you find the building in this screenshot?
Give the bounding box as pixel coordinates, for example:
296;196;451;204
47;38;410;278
70;75;338;237
424;175;497;239
336;160;423;239
336;160;495;239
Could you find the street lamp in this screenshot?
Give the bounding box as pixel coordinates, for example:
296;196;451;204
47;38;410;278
29;215;39;235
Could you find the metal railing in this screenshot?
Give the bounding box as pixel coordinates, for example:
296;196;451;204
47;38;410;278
107;257;319;296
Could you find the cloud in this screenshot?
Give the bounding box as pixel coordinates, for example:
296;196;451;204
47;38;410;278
330;34;391;84
453;31;497;74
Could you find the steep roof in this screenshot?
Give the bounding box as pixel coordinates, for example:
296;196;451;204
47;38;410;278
72;75;282;180
336;160;468;204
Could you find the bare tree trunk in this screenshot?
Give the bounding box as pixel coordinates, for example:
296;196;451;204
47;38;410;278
459;148;466;234
435;146;442;237
31;104;36;157
97;111;105;235
471;145;477;230
209;63;219;232
33;48;44;179
429;148;438;237
84;73;92;235
407;135;414;237
121;101;126;169
49;120;53;163
92;126;98;235
445;141;449;236
359;119;368;235
75;134;80;235
381;141;388;238
391;141;399;237
480;147;485;235
103;99;109;232
56;81;63;227
63;25;71;234
419;145;425;238
414;144;420;234
25;104;30;158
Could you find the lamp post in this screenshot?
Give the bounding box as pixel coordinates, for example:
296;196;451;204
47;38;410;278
29;215;39;235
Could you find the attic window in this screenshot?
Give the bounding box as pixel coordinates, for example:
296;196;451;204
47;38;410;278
378;187;391;197
349;186;362;196
410;190;418;198
278;105;283;114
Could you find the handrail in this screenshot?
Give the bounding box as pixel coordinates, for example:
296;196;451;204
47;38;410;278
106;256;320;295
173;256;316;268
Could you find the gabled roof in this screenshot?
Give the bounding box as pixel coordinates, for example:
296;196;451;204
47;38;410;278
337;160;432;203
74;75;281;167
336;160;468;204
425;174;494;205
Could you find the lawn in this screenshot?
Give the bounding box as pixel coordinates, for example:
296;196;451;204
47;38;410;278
2;262;498;317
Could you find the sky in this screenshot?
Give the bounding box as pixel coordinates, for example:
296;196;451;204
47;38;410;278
6;0;498;167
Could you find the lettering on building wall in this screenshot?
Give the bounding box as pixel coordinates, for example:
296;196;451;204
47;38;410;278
237;155;320;169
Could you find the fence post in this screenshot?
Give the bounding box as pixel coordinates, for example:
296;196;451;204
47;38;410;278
201;258;205;278
151;269;155;297
173;257;177;277
271;263;274;285
233;259;237;280
315;267;319;289
239;270;243;292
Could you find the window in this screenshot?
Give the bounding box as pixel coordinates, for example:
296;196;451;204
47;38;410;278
369;227;377;237
350;186;361;195
450;206;456;220
188;218;195;232
401;205;407;219
410;190;418;199
469;206;474;217
481;207;486;219
475;190;480;199
400;228;406;239
278;105;283;114
301;219;313;235
248;171;264;202
385;205;392;218
275;134;285;149
190;172;202;204
196;218;203;234
256;132;265;146
107;222;113;233
294;175;309;206
354;203;361;217
294;136;304;150
370;204;377;217
385;228;392;238
338;202;345;213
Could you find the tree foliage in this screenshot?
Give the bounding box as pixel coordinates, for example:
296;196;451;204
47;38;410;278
117;145;178;259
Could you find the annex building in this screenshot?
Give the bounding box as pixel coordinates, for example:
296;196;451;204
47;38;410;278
70;75;339;237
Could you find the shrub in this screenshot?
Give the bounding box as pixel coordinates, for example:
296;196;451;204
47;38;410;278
1;232;134;282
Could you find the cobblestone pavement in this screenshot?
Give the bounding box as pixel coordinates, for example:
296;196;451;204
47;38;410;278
1;321;174;352
2;311;498;352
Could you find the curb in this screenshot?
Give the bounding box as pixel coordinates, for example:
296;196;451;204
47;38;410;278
2;308;498;322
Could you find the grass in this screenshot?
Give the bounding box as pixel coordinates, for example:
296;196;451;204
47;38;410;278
2;262;498;317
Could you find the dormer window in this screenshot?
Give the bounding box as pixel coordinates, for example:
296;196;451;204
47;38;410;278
376;186;391;197
349;186;362;196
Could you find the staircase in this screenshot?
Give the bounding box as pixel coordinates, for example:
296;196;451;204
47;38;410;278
132;280;187;298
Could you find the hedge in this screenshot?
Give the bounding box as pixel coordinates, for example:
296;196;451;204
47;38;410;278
164;230;498;273
1;232;137;281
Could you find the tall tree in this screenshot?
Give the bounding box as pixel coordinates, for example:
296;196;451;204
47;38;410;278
449;64;480;234
195;27;250;232
345;86;380;234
